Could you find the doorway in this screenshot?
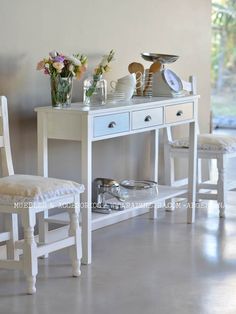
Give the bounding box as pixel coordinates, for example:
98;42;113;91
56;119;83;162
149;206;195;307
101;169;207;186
212;0;236;129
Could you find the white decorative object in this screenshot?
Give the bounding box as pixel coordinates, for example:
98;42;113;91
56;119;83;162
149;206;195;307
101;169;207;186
35;92;199;264
0;96;84;294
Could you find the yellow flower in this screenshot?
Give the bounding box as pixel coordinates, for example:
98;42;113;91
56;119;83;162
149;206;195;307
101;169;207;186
53;62;64;73
104;65;111;72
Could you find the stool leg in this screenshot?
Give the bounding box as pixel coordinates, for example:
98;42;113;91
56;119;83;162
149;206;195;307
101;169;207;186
68;196;82;277
22;210;38;294
217;156;226;218
38;211;49;259
5;213;19;260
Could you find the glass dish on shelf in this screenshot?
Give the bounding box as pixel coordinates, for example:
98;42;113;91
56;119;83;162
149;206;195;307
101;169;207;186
120;180;158;202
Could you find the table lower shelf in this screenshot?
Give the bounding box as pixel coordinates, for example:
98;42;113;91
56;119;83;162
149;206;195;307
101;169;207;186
45;185;187;230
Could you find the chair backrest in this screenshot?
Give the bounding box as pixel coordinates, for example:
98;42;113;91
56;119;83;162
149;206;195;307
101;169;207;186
164;76;199;143
0;96;14;176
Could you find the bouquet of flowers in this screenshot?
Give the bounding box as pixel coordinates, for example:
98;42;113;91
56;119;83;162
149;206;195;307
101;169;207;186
37;51;88;107
85;50;115;98
37;50;88;79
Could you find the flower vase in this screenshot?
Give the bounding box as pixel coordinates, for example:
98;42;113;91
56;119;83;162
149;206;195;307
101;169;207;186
83;75;107;106
50;76;73;108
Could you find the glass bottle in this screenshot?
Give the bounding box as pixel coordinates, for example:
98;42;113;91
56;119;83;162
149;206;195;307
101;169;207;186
83;75;107;106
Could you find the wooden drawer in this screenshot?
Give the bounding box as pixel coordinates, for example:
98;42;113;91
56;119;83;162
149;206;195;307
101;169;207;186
132;107;163;130
165;103;193;124
93;112;130;137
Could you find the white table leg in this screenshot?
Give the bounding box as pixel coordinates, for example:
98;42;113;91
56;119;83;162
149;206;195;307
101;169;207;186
37;112;49;257
37;112;48;177
187;121;197;223
149;129;159;219
81;116;92;265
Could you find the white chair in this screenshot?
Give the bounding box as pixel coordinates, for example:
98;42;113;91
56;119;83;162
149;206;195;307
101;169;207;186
163;77;236;218
0;96;84;294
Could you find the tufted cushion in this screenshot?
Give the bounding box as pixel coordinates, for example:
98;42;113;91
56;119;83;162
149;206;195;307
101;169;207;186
0;175;84;205
171;134;236;152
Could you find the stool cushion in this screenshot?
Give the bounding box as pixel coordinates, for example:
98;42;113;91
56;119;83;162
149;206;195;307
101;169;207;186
171;134;236;152
0;175;84;205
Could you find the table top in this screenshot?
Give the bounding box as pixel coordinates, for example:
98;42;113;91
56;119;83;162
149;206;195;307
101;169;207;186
35;95;199;116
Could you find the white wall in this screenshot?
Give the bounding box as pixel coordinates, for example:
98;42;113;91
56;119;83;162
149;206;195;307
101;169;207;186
0;0;211;184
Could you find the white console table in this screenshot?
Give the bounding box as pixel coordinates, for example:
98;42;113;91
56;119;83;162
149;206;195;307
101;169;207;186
35;95;198;264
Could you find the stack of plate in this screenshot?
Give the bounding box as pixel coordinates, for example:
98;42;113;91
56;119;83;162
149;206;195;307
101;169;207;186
107;92;126;103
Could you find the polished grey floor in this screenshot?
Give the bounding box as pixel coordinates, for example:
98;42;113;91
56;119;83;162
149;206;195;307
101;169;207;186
1;197;236;314
1;129;236;314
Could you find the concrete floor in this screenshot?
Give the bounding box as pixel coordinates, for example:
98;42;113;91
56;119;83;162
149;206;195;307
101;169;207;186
1;197;236;314
1;129;236;314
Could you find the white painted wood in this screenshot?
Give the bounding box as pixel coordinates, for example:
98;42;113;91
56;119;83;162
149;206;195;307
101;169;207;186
36;236;75;257
149;129;159;219
35;95;199;264
47;112;82;140
37;111;48;177
217;155;226;218
5;213;19;260
22;210;38;294
165;103;193;124
93;112;130;138
0;96;19;265
1;96;14;176
187;121;197;223
68;195;82;277
163;76;236;218
132;107;163;130
38;211;49;259
0;97;84;294
81;114;92;265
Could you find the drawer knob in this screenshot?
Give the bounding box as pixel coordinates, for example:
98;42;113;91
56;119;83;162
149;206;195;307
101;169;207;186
176;110;183;117
108;121;116;128
144;115;152;122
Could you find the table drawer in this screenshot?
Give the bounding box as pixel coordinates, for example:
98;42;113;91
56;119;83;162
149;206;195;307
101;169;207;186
132;107;163;130
165;103;193;124
93;112;130;137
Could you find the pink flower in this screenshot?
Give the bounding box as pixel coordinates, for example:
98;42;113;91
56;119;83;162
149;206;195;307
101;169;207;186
36;60;45;70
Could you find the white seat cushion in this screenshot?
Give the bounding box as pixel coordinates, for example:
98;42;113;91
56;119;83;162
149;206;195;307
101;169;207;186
0;175;84;205
171;134;236;152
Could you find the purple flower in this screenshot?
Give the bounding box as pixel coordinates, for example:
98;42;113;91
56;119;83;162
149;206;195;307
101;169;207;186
54;55;65;63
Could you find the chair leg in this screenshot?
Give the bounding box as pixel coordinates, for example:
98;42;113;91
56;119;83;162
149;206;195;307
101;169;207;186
5;213;19;260
196;158;201;203
68;197;82;277
217;156;226;218
38;211;49;258
22;210;38;294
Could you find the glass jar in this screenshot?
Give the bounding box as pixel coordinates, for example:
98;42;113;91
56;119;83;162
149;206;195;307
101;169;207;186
50;76;73;108
83;75;107;106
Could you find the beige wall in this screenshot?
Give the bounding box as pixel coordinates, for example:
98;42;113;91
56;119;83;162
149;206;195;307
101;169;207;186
0;0;211;183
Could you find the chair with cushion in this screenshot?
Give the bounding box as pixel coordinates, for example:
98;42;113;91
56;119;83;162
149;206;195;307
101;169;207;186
163;77;236;218
0;96;84;294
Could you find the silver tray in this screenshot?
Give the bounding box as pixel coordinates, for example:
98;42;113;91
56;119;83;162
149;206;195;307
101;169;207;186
141;53;179;64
